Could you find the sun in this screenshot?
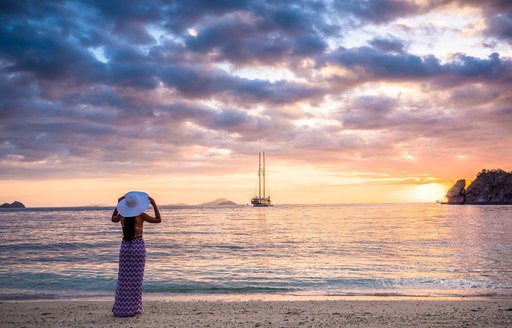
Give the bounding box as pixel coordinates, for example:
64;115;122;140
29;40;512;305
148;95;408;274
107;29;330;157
411;183;448;203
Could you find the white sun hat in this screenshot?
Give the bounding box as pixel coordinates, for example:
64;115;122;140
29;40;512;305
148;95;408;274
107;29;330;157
116;191;150;217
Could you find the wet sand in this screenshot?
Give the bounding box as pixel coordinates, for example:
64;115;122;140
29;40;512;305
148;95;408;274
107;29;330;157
1;298;512;327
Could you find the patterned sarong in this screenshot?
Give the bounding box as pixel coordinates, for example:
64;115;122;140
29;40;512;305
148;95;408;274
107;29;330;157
112;237;146;317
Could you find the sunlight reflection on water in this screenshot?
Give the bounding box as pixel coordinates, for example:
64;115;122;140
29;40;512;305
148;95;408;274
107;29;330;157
0;204;511;299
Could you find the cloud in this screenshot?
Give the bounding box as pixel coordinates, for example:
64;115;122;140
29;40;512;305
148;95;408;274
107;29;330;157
342;95;397;129
0;0;511;184
326;46;442;79
445;53;510;79
450;0;512;43
158;64;323;103
182;5;328;64
332;0;423;24
485;13;512;43
326;47;512;85
368;37;407;53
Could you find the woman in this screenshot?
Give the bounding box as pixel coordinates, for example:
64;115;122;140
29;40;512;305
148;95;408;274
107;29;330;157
111;191;161;317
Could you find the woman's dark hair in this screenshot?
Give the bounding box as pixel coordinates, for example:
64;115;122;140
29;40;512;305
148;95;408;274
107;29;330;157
123;217;136;241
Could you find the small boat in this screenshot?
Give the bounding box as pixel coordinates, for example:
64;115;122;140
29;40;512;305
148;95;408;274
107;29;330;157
251;152;272;207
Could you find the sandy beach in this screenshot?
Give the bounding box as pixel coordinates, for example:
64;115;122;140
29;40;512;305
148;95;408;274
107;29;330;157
1;298;512;327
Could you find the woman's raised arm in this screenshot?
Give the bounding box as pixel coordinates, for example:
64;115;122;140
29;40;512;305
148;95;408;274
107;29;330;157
143;196;161;223
111;196;124;222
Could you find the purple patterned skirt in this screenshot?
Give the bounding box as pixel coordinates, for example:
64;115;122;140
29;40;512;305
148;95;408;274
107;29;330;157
112;237;146;317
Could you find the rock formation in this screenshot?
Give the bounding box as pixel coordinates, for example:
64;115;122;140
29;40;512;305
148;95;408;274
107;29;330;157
445;169;512;204
0;201;26;208
445;179;466;204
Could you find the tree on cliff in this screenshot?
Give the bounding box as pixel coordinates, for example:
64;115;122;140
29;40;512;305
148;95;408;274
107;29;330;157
477;168;511;177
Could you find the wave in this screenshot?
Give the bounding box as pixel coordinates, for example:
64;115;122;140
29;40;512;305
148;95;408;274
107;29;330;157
3;288;512;302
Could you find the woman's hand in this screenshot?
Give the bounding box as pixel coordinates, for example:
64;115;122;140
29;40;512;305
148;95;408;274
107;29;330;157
148;196;157;207
118;195;125;203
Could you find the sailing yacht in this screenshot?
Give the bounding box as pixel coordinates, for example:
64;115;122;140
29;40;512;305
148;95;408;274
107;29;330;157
251;151;272;207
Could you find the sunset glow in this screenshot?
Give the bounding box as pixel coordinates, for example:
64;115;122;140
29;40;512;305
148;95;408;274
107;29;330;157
1;1;511;206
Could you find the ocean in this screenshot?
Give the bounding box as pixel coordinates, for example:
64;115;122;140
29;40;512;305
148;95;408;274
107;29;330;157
0;204;511;300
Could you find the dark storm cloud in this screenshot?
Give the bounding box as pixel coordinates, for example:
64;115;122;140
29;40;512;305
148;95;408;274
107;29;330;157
182;3;328;64
326;47;512;83
91;0;161;24
158;64;322;103
0;22;107;81
160;0;332;38
184;20;294;65
161;0;252;33
445;53;511;80
327;46;442;79
332;0;423;24
369;37;407;53
486;13;512;43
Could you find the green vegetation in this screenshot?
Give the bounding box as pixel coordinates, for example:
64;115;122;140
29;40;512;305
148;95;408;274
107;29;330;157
476;169;512;177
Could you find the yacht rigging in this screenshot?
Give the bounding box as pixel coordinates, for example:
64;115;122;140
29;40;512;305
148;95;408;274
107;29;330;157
251;151;272;207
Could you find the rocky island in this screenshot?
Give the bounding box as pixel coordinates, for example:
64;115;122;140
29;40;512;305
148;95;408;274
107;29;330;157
445;169;512;204
0;201;26;208
199;198;237;206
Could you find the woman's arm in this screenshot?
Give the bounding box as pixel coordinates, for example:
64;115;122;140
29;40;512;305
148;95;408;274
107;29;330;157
111;196;124;222
111;208;121;222
143;196;162;223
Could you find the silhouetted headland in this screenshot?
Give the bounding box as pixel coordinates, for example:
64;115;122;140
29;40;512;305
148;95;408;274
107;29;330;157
0;201;26;208
445;169;512;204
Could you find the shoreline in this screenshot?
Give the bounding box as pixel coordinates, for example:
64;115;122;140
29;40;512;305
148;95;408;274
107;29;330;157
4;288;512;303
2;298;512;327
3;292;512;303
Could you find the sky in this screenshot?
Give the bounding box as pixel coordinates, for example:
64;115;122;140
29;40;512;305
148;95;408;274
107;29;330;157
1;0;511;206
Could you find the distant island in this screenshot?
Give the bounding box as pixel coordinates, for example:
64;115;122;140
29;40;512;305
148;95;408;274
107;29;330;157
0;201;26;208
198;198;237;206
445;169;512;204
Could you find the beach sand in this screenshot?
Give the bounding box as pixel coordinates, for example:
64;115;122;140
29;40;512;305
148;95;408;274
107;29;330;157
1;299;512;327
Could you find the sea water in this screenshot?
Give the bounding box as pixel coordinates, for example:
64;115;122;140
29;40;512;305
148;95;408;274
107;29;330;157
0;204;511;300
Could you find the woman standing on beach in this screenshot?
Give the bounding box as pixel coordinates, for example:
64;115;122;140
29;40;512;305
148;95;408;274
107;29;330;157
111;191;161;317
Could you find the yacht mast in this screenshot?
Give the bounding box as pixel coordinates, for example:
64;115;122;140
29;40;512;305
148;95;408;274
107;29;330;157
251;151;271;206
258;152;262;198
263;151;266;198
